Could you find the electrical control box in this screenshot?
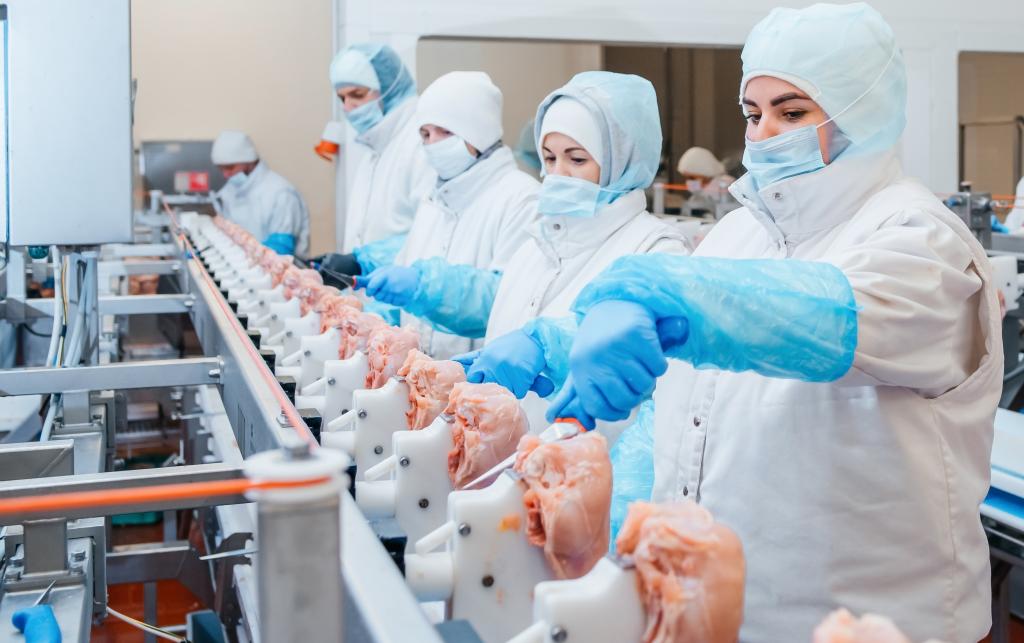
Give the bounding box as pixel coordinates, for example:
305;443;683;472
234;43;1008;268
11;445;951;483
0;0;133;245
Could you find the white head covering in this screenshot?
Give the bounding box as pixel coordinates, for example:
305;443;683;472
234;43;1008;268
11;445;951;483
414;71;503;151
677;147;726;178
538;97;605;168
211;130;258;165
329;49;380;91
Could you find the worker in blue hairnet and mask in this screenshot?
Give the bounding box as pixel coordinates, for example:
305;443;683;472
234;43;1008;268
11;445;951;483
385;71;688;428
547;4;1001;641
212;130;310;256
358;71;539;358
313;43;434;283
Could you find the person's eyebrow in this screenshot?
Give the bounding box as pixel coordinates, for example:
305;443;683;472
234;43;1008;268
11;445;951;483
564;147;587;154
770;92;810;106
741;97;758;108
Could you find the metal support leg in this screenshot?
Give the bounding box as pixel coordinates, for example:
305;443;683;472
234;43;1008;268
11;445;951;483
144;581;158;643
22;518;68;574
992;558;1013;643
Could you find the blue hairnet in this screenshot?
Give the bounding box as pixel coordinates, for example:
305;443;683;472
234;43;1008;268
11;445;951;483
741;2;907;159
572;254;858;383
329;43;416;114
534;71;662;192
514;119;541;172
354;233;407;274
404;258;501;339
608;399;655;548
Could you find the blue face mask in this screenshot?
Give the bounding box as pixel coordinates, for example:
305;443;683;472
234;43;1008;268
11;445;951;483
345;101;384;135
225;170;251;191
423;135;478;180
537;174;623;218
742;124;826;190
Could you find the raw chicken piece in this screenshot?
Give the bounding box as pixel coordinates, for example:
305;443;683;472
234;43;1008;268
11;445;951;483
364;326;420;389
513;431;612;580
281;269;324;314
812;609;947;643
615;501;745;643
445;382;528;489
397;350;466;430
267;257;293;286
337;311;388;359
316;294;365;334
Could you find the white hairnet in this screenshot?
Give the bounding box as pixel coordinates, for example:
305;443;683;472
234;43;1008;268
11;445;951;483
534;71;662;192
211;130;258;165
740;2;907;158
328;43;417;114
539;97;605;169
677;147;726;178
414;71;503;151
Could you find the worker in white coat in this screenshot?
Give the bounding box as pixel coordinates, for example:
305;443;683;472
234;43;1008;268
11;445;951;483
357;71;538;358
212;130;310;256
414;72;689;425
677;146;735;215
1003;176;1024;230
549;4;1001;642
328;43;433;257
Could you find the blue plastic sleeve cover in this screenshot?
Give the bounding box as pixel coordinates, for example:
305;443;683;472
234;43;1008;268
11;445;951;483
572;254;858;382
521;315;577;392
608;399;655;548
262;233;296;256
362;300;402;326
403;257;501;338
354;233;408;273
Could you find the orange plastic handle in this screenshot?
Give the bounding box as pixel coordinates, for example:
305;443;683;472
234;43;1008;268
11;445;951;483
554;417;587;432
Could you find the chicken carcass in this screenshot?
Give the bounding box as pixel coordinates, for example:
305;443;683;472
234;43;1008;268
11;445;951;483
813;609;947;643
267;257;292;286
281;269;325;314
364;326;420;389
615;501;745;643
445;382;528;489
336;311;388;359
316;294;366;335
513;431;612;580
397;350;466;430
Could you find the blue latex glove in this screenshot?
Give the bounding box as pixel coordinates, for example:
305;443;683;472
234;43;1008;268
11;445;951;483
12;605;62;642
452;330;556;399
547;301;688;423
362;265;421;307
992;214;1010;234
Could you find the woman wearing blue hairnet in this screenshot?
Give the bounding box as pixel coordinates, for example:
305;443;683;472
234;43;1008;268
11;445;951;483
313;43;434;281
383;71;689;428
550;4;1001;641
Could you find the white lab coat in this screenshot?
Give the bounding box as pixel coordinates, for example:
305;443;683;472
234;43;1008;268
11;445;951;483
218;161;310;256
344;99;435;252
395;145;539;358
652;149;1001;643
487;189;691;430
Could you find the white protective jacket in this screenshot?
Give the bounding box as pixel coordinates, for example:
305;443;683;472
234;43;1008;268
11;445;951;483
652;149;1001;643
395;145;538;358
219;161;310;256
344;99;435;251
488;188;690;429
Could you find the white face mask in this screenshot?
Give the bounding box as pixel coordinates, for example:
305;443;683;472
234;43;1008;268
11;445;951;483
422;135;478;180
225;171;251;190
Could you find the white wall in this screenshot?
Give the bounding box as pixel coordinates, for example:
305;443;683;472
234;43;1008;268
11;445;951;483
336;0;1024;197
417;41;601;160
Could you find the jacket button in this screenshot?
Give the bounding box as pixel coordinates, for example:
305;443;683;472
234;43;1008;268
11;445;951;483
773;192;783;200
682;486;689;497
693;416;701;427
553;223;562;231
